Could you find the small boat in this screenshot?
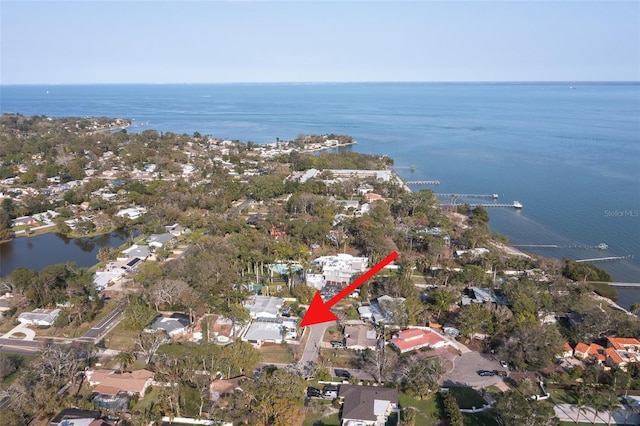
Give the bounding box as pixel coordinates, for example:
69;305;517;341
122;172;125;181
597;243;608;250
513;201;523;209
492;194;499;200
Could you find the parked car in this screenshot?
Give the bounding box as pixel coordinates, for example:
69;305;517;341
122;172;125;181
477;370;495;377
330;340;345;349
334;369;351;379
494;370;508;377
500;360;508;368
322;385;339;399
306;387;322;398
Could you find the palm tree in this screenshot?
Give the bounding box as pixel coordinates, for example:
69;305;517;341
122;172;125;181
621;393;639;425
114;350;136;373
575;382;589;424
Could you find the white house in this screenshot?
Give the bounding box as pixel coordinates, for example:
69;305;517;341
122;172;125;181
244;296;284;319
17;308;61;326
308;254;368;288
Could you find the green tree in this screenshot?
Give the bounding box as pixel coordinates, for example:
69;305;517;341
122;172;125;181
123;295;157;331
113;350;136;373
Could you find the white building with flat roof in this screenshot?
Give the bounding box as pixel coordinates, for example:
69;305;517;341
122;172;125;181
308;253;368;288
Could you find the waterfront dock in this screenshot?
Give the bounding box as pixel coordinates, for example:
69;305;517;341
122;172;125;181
575;255;633;263
436;193;499;200
512;243;609;250
440;201;523;209
406;180;441;185
610;282;640;288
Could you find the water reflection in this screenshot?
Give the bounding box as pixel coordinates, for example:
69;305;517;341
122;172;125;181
0;229;137;277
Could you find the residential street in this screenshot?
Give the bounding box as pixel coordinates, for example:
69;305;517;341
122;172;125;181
300;321;336;364
80;307;123;341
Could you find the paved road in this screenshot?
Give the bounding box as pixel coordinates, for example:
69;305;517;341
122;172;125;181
0;338;43;354
300;321;336;364
442;351;507;388
80;307;124;340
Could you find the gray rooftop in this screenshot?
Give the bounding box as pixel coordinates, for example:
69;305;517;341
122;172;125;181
339;384;398;422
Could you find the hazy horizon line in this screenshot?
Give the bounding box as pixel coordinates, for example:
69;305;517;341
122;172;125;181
2;80;639;86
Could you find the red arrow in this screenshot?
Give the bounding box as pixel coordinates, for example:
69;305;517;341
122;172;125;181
299;251;399;327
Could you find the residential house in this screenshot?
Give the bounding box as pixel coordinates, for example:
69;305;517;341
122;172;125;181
344;324;378;351
309;254;368;288
145;315;189;338
241;317;297;345
461;287;509;306
269;224;286;238
454;248;490;258
115;207;146;220
390;328;448;353
559;342;573;359
332;199;360;212
607;337;640;352
49;408;102;426
121;244;150;259
244;296;284;319
0;293;14;313
210;375;249;406
373;295;406;324
364;193;385;203
145;233;175;249
357;183;374;195
12;216;38;227
338;384;398;426
86;369;154;397
605;337;640;370
574;342;606;364
93;270;124;291
165;223;187;236
17;308;61;326
358;306;374;322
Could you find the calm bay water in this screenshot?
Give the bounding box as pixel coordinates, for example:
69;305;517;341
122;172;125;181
0;230;133;277
1;83;638;300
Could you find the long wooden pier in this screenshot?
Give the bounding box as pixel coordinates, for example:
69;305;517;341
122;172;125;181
512;243;609;250
438;201;523;209
470;201;523;209
610;282;640;288
575;255;632;263
406;180;441;185
436;193;499;200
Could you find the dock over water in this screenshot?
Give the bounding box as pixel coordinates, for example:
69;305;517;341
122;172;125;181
575;255;633;263
610;282;640;288
406;180;441;185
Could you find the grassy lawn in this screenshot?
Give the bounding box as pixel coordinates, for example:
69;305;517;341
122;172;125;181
399;393;443;426
320;349;361;369
303;412;340;426
463;411;498;426
130;386;162;414
447;386;486;409
548;388;578;405
323;325;343;342
303;411;330;426
260;343;294;364
103;321;140;351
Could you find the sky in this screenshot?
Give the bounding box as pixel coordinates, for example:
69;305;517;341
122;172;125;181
1;0;639;84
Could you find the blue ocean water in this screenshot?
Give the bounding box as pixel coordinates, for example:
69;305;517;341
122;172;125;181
1;83;639;288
